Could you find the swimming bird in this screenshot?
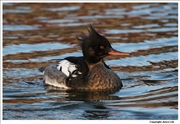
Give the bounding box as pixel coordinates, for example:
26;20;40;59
39;25;130;92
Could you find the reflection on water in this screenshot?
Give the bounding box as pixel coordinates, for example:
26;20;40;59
3;42;74;55
3;3;178;120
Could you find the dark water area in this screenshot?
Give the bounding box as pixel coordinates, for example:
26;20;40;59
2;3;178;120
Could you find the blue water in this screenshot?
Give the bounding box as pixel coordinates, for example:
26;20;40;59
3;3;178;120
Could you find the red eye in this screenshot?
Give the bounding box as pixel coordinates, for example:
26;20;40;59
100;46;104;49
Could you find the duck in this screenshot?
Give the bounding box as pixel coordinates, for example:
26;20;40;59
39;25;130;92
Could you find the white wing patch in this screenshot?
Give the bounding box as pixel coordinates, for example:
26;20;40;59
57;60;80;77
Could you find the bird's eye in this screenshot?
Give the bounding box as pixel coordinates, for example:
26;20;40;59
100;46;104;49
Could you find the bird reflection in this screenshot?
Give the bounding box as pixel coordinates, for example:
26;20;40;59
44;85;121;101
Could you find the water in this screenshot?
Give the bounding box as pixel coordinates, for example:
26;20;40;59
2;3;178;120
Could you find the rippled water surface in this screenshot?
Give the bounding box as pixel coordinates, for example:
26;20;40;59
3;3;178;120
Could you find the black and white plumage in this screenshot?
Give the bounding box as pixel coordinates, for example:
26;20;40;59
56;57;111;79
57;60;79;77
39;25;130;92
57;57;89;80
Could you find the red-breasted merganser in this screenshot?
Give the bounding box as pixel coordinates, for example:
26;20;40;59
39;25;130;92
